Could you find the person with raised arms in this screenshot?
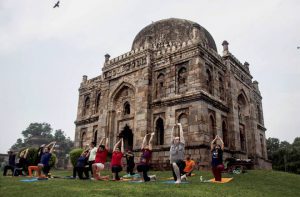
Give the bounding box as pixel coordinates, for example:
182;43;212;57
72;149;90;179
37;141;56;178
170;123;186;184
111;138;124;181
137;132;156;182
87;142;97;176
92;137;109;180
211;135;224;182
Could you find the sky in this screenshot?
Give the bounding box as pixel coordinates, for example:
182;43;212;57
0;0;299;153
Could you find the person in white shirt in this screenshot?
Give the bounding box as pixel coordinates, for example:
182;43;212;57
88;142;97;176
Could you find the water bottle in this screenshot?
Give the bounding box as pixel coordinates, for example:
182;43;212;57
200;176;203;182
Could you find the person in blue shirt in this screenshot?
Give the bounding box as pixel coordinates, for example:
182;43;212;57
72;150;90;179
37;141;56;178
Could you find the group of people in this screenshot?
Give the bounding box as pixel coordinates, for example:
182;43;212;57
3;123;225;183
71;123;224;183
3;141;57;179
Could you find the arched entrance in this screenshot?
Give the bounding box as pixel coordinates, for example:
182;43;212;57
119;125;133;150
155;118;164;145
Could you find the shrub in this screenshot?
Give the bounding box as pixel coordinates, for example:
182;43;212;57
69;148;83;167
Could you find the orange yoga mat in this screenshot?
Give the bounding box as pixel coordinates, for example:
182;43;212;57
209;177;233;183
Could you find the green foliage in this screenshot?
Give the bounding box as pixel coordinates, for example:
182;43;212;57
69;148;83;167
267;137;300;174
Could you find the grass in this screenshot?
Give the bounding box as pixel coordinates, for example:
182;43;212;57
0;169;299;197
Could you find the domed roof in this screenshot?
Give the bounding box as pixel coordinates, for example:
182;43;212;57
131;18;217;52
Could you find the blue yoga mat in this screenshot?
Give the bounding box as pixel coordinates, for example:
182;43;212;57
162;180;188;184
20;178;39;182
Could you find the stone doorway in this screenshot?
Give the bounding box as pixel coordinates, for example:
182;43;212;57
119;124;133;150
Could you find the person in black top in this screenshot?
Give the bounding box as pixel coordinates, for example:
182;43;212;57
124;149;135;176
72;150;90;179
3;150;16;176
15;148;29;176
211;135;224;181
28;144;46;177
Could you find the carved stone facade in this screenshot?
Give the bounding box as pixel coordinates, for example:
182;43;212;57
74;18;270;169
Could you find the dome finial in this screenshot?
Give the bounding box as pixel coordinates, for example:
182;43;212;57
222;40;229;56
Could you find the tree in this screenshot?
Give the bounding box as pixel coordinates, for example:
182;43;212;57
266;137;280;160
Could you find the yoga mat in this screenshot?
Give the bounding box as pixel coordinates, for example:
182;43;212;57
20;178;39;182
209;178;233;183
162;180;188;184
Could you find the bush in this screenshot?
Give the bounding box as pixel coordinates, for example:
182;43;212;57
69;148;83;167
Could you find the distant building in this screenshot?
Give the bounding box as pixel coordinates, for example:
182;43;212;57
74;18;270;169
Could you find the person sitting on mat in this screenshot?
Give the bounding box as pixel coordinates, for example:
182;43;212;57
3;149;16;176
37;141;56;178
137;132;156;182
170;123;186;184
92;137;109;180
211;135;224;182
111;138;124;181
181;154;195;180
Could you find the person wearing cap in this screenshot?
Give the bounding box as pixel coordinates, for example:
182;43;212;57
170;123;186;184
3;150;16;176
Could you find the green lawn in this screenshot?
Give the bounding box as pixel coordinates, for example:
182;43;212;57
0;170;299;197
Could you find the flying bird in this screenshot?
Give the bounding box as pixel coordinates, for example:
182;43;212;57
53;1;60;8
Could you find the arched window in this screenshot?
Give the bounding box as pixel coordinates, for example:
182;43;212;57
206;69;213;94
237;93;247;122
209;115;216;140
82;96;90;116
178;113;189;141
124;102;130;115
155;118;164;145
240;126;246;151
222;121;228;147
95;93;101;113
156;73;165;99
93;130;98;144
178;67;187;93
219;76;225;100
80;132;86;148
257;104;262;124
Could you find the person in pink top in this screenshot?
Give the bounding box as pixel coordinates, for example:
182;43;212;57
92;137;109;180
111;138;124;181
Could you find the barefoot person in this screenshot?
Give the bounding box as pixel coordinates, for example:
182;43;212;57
170;123;186;184
37;141;56;178
124;149;135;176
211;135;224;182
111;138;124;181
92;138;109;180
137;132;156;182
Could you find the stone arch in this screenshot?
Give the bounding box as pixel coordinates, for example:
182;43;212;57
178;67;188;93
206;68;213;94
156;73;165;98
95;92;101;113
80;131;87;148
82;96;90;116
209;114;216;140
222;120;228;147
123;101;131;115
93;130;98;144
110;82;136;103
237;90;250;118
177;113;189;141
155;117;164;145
119;124;133;150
